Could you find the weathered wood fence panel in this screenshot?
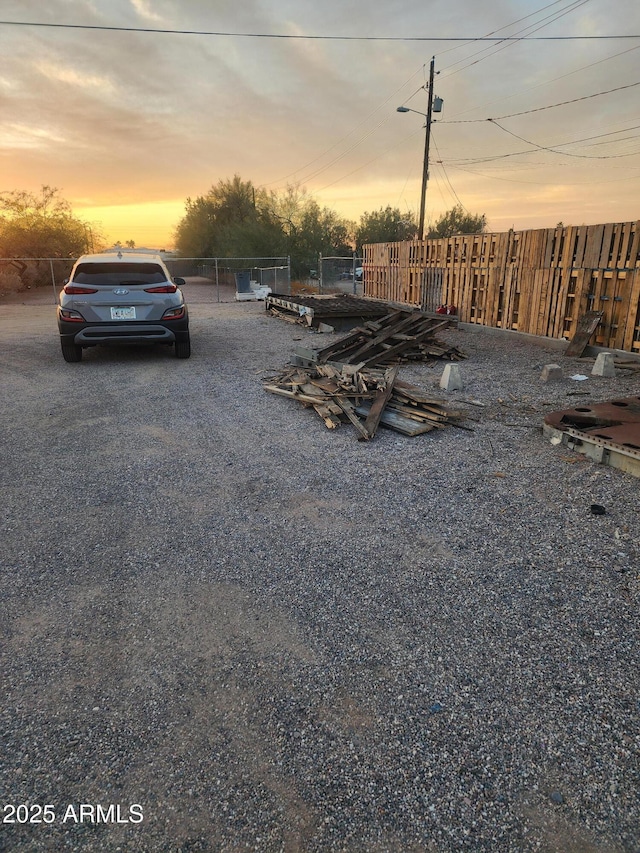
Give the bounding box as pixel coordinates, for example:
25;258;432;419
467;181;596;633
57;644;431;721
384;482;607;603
363;220;640;353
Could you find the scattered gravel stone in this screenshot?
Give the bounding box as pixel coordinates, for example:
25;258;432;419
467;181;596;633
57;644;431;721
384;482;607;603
0;282;638;852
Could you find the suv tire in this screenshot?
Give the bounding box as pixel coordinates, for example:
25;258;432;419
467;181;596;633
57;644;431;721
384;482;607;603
175;338;191;359
61;343;82;362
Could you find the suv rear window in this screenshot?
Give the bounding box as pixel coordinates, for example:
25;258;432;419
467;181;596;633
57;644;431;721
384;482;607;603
73;263;167;285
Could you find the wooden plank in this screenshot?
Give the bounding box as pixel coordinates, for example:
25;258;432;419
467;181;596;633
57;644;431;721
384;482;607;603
622;270;640;351
584;224;605;269
618;222;634;269
335;397;370;440
610;223;624;269
561;225;577;269
574;225;588;267
385;401;449;425
608;270;627;351
312;404;342;429
564;310;604;356
550;268;569;339
346;312;427;362
599;222;615;268
359;320;451;367
361;365;399;440
264;384;339;407
628;220;640;269
355;403;436;435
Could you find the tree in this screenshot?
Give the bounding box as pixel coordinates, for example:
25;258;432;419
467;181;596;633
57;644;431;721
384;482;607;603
174;175;283;259
355;206;417;252
427;205;486;239
0;186;98;258
173;177;354;278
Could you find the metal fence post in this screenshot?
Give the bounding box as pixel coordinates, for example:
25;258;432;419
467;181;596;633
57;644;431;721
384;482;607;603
215;257;219;303
49;259;57;304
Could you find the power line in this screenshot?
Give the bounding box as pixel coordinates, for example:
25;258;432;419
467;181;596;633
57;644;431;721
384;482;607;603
315;128;423;194
487;119;640;159
431;134;469;213
266;73;425;187
450;162;640;186
0;20;638;40
435;0;574;61
441;80;640;123
278;3;598;199
439;0;591;76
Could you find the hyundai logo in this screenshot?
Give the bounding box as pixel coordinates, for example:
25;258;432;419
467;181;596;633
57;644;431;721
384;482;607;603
113;288;129;295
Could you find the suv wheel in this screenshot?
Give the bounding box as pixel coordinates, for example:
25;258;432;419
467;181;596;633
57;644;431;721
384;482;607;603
61;343;82;362
175;337;191;359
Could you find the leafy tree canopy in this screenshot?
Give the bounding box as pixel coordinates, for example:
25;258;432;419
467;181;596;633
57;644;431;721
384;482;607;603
0;186;99;258
427;205;486;239
174;177;354;277
174;175;281;259
355;206;417;252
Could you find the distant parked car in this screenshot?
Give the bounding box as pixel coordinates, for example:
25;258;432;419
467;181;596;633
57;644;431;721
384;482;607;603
57;252;190;362
355;267;363;282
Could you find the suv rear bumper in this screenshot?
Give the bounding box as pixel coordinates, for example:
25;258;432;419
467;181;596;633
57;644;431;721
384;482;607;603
59;318;189;347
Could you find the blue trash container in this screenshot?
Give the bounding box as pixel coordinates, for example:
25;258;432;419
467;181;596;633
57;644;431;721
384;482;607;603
235;272;251;293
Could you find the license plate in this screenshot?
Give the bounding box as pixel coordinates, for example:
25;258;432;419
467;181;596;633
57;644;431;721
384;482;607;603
111;307;136;320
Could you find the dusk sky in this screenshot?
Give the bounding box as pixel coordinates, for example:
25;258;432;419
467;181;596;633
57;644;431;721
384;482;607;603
2;0;639;248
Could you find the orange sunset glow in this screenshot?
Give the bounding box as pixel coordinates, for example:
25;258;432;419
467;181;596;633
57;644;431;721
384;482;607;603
1;2;639;250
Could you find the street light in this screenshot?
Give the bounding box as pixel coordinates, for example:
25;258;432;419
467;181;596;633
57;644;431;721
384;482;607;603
397;56;442;241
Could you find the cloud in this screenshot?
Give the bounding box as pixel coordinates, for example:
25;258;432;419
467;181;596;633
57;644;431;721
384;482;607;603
0;0;638;247
130;0;169;25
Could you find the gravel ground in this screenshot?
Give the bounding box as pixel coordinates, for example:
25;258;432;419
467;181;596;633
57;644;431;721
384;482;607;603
0;281;639;852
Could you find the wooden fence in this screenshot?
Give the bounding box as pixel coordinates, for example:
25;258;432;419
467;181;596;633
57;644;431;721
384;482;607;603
363;221;640;353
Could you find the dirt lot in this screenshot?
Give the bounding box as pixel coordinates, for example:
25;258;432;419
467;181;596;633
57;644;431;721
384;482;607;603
0;281;638;852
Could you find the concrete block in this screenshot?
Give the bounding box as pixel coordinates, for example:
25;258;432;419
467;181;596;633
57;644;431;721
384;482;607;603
592;352;616;377
439;363;463;391
541;363;563;381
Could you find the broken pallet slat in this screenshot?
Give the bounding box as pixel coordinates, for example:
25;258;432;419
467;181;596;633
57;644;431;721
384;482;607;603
263;384;338;407
346;313;428;362
310;308;458;369
355;403;436;435
362;365;399;440
564;310;604;357
335;397;372;440
359;321;451;368
312;403;342;429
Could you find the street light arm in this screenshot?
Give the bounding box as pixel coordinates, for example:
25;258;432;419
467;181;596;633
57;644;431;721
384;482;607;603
396;105;427;117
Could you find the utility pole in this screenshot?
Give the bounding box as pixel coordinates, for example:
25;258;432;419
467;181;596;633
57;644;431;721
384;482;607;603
418;56;435;241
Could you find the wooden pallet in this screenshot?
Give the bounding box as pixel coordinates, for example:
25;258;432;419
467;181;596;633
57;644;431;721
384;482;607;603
301;308;464;368
264;364;464;441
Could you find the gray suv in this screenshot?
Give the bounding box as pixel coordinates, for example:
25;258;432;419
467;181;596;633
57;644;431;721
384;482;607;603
57;252;190;362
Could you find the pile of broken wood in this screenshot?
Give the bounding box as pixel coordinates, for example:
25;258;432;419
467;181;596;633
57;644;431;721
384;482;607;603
264;362;465;441
298;308;465;368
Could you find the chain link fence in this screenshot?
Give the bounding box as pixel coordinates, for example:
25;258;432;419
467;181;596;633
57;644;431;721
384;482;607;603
173;257;290;301
318;253;363;295
0;255;291;304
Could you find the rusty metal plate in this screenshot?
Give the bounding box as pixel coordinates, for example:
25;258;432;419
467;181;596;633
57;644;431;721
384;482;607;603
544;396;640;450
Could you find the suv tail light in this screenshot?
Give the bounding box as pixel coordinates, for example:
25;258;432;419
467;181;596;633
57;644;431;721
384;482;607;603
144;284;177;293
162;305;185;320
58;307;85;322
64;285;99;295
